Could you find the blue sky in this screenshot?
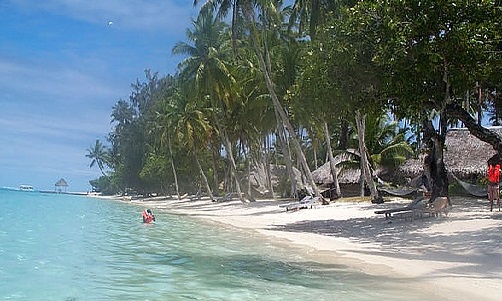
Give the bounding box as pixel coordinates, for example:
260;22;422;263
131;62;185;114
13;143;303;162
0;0;199;192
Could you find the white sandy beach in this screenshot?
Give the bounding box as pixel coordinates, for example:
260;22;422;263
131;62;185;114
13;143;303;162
120;194;501;301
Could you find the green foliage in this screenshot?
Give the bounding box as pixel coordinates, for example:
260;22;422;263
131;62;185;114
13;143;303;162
86;139;109;176
89;175;120;196
105;70;174;193
348;0;501;117
139;153;169;193
364;113;414;169
87;0;500;196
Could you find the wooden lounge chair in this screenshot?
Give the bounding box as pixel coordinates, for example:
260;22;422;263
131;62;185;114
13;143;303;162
280;196;320;211
213;192;247;202
374;197;427;220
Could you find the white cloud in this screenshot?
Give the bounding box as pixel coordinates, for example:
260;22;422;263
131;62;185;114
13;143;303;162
0;57;116;191
10;0;197;33
0;57;123;106
0;111;106;191
1;0;202;191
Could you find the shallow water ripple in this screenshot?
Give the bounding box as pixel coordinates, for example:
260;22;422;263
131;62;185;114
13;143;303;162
0;189;444;300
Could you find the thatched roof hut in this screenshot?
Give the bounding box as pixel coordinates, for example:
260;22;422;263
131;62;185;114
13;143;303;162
312;161;362;185
310;149;392;186
398;127;502;180
55;178;68;192
311;150;361;185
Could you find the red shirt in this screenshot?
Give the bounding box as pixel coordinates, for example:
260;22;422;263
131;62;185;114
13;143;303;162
488;164;501;183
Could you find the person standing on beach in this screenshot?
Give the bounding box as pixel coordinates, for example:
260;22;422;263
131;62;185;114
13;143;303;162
487;161;501;211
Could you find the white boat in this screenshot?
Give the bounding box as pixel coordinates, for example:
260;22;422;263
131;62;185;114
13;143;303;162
19;185;34;191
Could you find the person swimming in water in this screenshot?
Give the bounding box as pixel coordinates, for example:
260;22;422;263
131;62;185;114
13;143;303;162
142;209;156;223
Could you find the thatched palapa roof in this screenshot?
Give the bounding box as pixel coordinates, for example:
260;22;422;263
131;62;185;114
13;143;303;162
399;127;502;179
312;128;502;185
55;178;68;187
311;150;364;185
312;162;362;185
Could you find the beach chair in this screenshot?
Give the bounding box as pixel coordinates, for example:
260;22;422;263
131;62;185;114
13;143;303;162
374;197;427;220
189;190;202;201
213;192;238;202
280;196;320;211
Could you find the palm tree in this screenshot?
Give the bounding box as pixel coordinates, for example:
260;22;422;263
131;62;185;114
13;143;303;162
365;113;414;171
194;0;322;198
172;10;230;93
171;87;216;201
343;110;414;202
86;139;108;176
355;111;382;203
173;9;249;202
155;92;182;199
291;0;338;38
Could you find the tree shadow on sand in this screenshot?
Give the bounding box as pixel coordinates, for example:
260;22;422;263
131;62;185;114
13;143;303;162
268;196;502;280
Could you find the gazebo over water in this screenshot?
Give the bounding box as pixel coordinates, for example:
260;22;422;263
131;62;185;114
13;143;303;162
55;178;69;193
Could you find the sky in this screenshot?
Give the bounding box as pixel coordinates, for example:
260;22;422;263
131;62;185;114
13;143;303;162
0;0;200;192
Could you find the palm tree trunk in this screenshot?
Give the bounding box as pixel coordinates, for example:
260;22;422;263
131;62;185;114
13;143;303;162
323;120;341;199
222;129;247;203
339;118;349;150
275;110;297;197
245;157;256;202
241;2;319;197
255;49;320;197
247;158;252;198
168;134;180;199
313;146;318;169
195;153;214;201
264;136;275;198
355;111;382;203
211;145;220;196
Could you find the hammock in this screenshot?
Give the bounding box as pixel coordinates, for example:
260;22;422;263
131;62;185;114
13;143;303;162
378;185;418;197
451;173;487;197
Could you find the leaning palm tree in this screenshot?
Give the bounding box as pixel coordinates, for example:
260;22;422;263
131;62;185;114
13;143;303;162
355;111;382;203
172;89;216;202
194;0;322;197
155;91;183;200
173;9;248;202
343;111;414;201
86;139;108;176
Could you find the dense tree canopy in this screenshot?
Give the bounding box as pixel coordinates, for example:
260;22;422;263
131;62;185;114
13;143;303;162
87;1;501;200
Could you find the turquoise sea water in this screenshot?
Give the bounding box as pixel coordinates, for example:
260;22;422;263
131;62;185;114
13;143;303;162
0;189;442;300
